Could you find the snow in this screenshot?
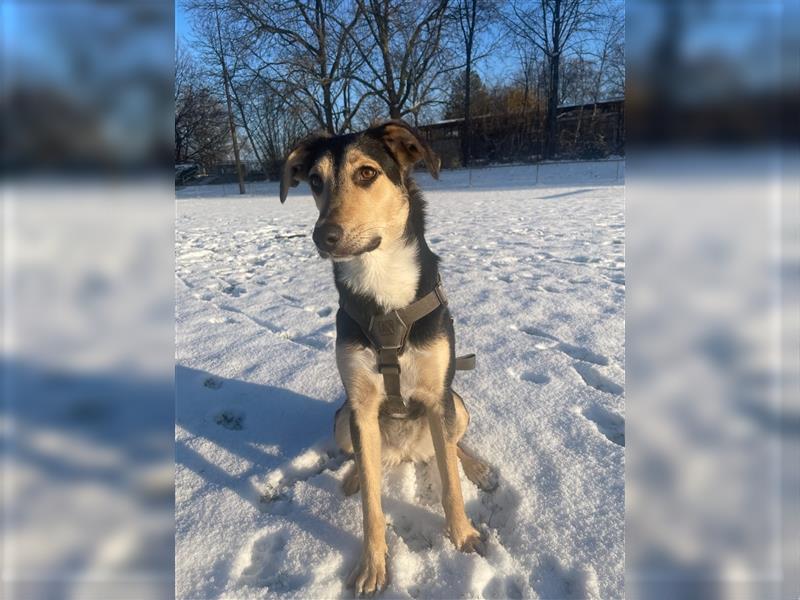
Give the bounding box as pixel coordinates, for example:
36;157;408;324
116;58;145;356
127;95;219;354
4;184;175;599
175;162;625;599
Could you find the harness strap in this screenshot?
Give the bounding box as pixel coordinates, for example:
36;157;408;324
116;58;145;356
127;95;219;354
455;353;476;371
339;277;475;418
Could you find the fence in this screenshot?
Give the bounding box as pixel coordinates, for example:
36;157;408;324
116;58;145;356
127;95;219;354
421;99;625;167
177;158;625;197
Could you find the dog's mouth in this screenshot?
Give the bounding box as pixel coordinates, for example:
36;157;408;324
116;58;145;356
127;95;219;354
318;236;381;260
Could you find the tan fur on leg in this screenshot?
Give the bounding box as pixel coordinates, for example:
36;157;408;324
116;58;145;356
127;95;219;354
427;409;483;554
347;404;388;595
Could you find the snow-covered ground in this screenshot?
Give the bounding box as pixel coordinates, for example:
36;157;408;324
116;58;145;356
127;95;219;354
175;162;625;599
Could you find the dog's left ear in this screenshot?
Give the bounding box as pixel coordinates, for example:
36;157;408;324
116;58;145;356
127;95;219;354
280;132;329;203
369;120;440;179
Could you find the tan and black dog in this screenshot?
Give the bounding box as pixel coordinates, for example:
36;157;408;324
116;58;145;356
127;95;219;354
280;119;495;596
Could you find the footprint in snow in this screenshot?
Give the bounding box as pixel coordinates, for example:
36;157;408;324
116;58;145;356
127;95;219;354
221;284;246;297
258;445;347;508
208;315;238;324
290;333;331;351
483;574;526;600
240;530;310;591
556;342;609;366
507;367;550;385
520;371;550;385
523;327;609;367
519;326;558;341
572;362;623;395
203;376;223;389
317;306;333;317
531;554;602;600
214;409;244;431
582;405;625;447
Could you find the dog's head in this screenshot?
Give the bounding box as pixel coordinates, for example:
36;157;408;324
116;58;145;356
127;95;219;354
280;120;440;260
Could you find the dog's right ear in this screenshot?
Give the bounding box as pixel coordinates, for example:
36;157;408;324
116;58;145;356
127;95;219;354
280;133;329;203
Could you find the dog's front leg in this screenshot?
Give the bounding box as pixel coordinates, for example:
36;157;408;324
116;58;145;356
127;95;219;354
428;399;483;553
347;401;388;595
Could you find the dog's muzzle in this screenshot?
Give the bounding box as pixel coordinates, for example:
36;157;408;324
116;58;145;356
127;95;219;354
312;223;343;253
313;229;381;259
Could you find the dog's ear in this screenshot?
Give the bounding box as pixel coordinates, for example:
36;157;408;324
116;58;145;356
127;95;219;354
368;120;440;179
280;132;329;203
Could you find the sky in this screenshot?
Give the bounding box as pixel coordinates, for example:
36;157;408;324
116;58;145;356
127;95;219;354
175;2;192;46
174;3;515;86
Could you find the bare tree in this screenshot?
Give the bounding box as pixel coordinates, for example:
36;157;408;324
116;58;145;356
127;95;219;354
214;1;246;192
186;1;248;191
245;78;308;176
593;0;624;99
229;0;366;133
450;0;496;166
178;0;624;175
175;43;231;169
504;0;601;158
353;0;452;120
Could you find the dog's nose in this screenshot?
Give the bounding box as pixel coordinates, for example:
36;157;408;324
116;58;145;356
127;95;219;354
313;223;343;252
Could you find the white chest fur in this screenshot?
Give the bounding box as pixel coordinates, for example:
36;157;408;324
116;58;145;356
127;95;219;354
337;241;420;311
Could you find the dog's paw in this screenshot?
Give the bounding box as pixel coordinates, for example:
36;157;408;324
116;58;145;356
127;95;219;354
451;524;485;556
342;465;360;496
465;461;498;493
347;546;389;597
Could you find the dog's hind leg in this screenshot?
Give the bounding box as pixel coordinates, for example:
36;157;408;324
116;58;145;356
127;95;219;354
457;444;498;492
450;390;498;492
341;461;360;496
335;403;362;495
333;402;354;454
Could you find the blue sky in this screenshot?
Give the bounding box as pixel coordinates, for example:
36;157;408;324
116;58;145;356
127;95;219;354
174;3;513;83
176;3;192;45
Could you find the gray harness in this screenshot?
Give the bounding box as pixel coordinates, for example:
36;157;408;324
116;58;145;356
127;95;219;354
339;277;476;418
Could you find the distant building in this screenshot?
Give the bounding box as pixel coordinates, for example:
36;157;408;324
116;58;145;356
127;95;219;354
419;97;624;166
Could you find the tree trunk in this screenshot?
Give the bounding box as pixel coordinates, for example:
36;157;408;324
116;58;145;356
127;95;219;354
231;85;267;178
214;2;245;194
545;52;560;159
460;0;476;168
462;61;471;167
322;83;335;133
222;73;246;194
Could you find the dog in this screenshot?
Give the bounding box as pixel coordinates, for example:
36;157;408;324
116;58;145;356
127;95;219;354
280;119;495;596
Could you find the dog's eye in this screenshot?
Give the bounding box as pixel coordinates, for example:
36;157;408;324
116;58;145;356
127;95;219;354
358;166;377;181
309;174;323;191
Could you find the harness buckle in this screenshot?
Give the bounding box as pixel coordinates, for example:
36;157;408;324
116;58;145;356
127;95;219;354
378;363;400;376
